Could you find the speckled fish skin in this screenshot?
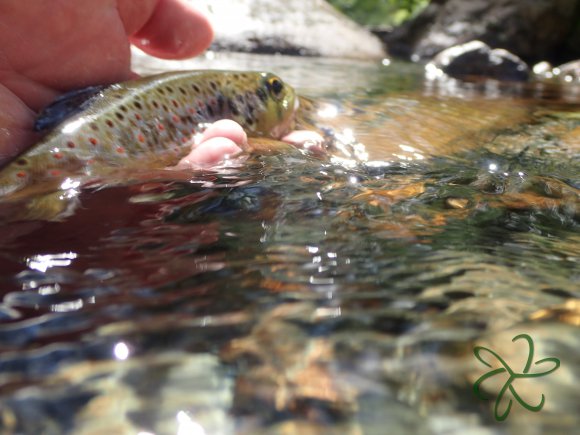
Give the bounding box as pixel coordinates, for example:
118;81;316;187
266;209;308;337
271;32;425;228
0;70;298;196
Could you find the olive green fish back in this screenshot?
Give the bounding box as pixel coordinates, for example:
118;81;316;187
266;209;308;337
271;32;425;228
0;70;297;196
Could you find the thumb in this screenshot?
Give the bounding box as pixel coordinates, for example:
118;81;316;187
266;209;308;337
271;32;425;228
126;0;213;59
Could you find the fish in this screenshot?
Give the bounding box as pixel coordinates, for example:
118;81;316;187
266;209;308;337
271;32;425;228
0;70;298;198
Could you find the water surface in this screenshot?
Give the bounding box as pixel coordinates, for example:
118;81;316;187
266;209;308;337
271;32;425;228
0;52;578;434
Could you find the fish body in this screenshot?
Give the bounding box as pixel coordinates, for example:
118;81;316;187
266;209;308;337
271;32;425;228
0;70;297;196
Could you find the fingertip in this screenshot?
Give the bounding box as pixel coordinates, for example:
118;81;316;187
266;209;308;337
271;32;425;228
282;130;327;155
198;120;247;148
176;137;242;168
130;0;214;59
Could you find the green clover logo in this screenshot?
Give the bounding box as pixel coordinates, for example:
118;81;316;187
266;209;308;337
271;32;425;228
473;333;560;421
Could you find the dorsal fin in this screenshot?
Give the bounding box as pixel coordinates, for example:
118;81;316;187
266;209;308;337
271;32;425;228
34;85;109;132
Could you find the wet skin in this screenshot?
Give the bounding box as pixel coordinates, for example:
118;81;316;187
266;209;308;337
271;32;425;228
0;0;323;170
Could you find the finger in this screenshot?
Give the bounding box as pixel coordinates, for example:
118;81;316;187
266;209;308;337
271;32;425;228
175;137;242;169
196;120;247;148
282;130;326;154
117;0;158;35
130;0;213;59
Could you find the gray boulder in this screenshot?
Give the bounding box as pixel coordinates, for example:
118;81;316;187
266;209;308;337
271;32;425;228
192;0;385;59
382;0;580;64
428;40;530;81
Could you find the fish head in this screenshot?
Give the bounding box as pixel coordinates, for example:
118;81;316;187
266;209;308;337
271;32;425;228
250;73;298;138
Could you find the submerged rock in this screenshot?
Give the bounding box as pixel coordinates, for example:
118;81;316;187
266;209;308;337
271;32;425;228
193;0;385;59
427;40;530;81
533;59;580;83
381;0;580;65
557;60;580;82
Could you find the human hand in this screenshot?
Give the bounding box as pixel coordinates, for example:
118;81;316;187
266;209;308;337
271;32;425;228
0;0;323;171
0;0;214;166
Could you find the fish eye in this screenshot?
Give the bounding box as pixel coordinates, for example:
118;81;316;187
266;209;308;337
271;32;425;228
266;76;284;97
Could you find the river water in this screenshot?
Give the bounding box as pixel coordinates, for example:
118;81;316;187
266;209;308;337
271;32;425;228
0;52;578;434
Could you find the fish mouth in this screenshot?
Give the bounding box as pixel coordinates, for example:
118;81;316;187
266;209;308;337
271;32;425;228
270;96;299;139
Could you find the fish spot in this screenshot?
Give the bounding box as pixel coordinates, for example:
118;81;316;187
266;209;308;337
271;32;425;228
162;104;169;112
165;86;174;93
115;112;125;121
172;100;179;108
53;152;63;159
178;87;187;95
106;119;114;128
90;123;99;131
157;88;165;95
49;169;62;177
89;138;98;146
209;81;218;91
228;100;240;116
137;133;145;143
16;171;27;178
135;113;142;121
172;115;180;123
192;84;201;93
217;95;225;110
245;116;254;126
116;147;125;154
152;101;159;109
119;105;128;113
188;107;196;115
67;141;76;149
256;88;268;102
134;101;143;110
157;123;165;131
206;104;214;117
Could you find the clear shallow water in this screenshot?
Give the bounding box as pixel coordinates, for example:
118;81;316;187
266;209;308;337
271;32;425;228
0;52;578;434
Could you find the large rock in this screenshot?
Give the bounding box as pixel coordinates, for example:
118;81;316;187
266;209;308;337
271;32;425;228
428;40;530;81
381;0;580;64
191;0;385;59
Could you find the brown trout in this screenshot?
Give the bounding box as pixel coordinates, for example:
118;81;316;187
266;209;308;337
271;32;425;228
0;70;298;197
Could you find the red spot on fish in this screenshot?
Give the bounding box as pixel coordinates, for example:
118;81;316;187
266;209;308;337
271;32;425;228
87;159;95;165
137;133;145;143
188;107;196;115
49;170;62;177
172;115;180;123
16;171;26;178
106;119;114;128
67;141;76;148
172;100;179;108
116;147;125;154
135;113;142;121
157;123;165;131
89;138;98;146
53;152;63;159
181;137;188;143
